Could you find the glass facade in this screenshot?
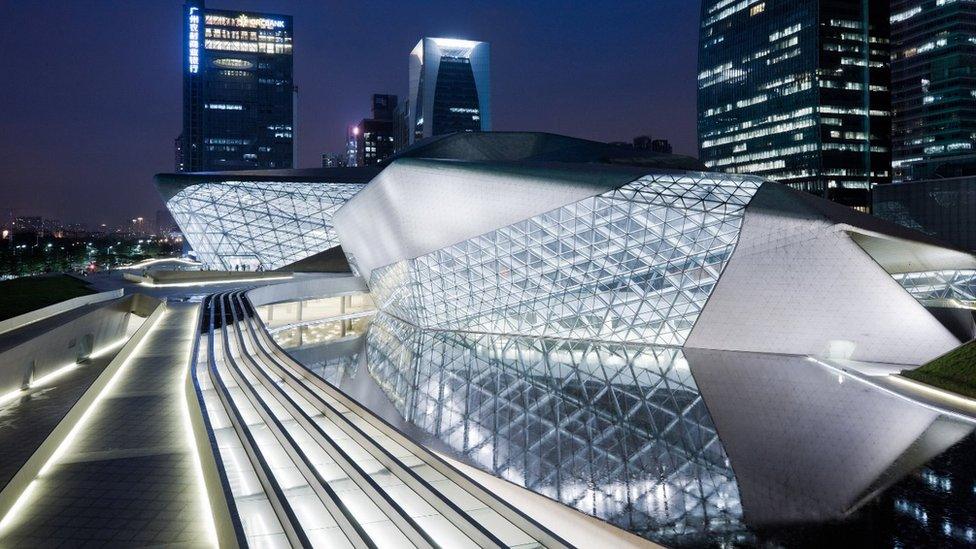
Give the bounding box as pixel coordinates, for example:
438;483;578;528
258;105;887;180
181;1;294;171
365;312;744;546
366;172;762;346
891;0;976;182
698;0;891;211
408;38;491;144
873;176;976;251
165;180;362;270
893;269;976;304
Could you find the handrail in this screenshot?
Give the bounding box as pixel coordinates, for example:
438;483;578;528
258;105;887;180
0;289;124;336
205;293;311;548
234;293;509;548
248;298;573;549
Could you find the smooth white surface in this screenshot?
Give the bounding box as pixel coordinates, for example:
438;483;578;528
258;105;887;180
686;205;962;365
333;159;616;280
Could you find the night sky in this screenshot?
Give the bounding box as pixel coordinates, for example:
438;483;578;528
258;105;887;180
0;0;701;226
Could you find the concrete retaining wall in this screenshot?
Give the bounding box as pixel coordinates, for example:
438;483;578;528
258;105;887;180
0;295;158;399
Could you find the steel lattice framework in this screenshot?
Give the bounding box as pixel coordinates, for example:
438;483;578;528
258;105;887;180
365;312;744;545
893;269;976;304
167;180;363;271
368;173;762;346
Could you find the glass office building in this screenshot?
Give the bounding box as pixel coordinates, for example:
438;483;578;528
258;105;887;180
180;1;294;172
891;0;976;182
408;37;491;144
698;0;891;210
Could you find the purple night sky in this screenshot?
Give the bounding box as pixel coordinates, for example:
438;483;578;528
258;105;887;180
0;0;701;226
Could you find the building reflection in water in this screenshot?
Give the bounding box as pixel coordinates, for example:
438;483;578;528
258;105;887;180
365;312;744;545
361;312;976;546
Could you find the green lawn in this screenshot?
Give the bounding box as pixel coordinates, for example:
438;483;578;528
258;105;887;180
902;339;976;399
0;275;96;322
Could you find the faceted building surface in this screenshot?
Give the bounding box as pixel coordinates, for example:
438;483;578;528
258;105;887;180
336;132;972;365
365;172;761;346
365;312;745;546
155;167;378;271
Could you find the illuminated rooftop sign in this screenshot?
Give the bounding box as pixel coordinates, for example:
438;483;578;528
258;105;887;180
206;14;287;30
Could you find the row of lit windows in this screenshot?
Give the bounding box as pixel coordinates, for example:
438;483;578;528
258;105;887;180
205;27;290;44
205;39;292;55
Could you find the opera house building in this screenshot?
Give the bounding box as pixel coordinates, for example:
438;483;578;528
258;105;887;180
116;132;976;546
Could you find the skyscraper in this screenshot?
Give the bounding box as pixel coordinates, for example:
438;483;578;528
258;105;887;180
356;94;399;166
408;38;491;145
180;1;294;172
891;0;976;182
697;0;891;211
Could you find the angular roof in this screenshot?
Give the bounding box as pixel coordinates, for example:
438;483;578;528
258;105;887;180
154;167;382;201
395;131;705;170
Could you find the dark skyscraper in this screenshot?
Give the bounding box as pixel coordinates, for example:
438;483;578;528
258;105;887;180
180;1;294;172
698;0;891;211
356;94;398;166
408;38;491;145
891;0;976;182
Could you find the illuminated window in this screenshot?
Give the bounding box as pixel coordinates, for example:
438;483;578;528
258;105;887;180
750;3;765;16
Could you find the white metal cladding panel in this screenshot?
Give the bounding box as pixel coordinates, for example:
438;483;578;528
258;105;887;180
367;172;763;345
333;160;616;280
167;180;363;271
685;207;961;365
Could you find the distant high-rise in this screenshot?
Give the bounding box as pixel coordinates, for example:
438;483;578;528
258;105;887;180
891;0;976;182
698;0;891;211
356;94;399;166
345;126;359;168
321;152;345;168
408;38;490;145
181;1;294;172
633;135;673;154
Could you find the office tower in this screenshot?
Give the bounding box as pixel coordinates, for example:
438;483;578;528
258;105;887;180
891;0;976;182
181;1;294;172
408;38;491;145
356;94;399;166
698;0;891;211
321;152;346;168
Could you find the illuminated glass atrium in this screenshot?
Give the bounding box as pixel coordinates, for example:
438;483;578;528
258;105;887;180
891;0;976;182
180;0;294;172
697;0;891;211
155;168;379;271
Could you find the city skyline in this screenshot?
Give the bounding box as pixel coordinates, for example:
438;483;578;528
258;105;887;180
0;0;700;225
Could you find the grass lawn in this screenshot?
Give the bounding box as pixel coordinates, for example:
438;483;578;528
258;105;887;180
0;275;96;322
902;339;976;400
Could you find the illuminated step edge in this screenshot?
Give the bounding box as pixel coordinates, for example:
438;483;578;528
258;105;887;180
0;301;156;531
196;290;573;548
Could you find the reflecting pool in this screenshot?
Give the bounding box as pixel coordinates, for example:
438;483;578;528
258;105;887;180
297;312;976;547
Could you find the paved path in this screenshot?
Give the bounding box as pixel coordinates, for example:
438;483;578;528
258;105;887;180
0;303;213;547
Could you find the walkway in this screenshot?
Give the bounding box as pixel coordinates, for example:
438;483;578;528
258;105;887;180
0;303;214;547
198;291;568;548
